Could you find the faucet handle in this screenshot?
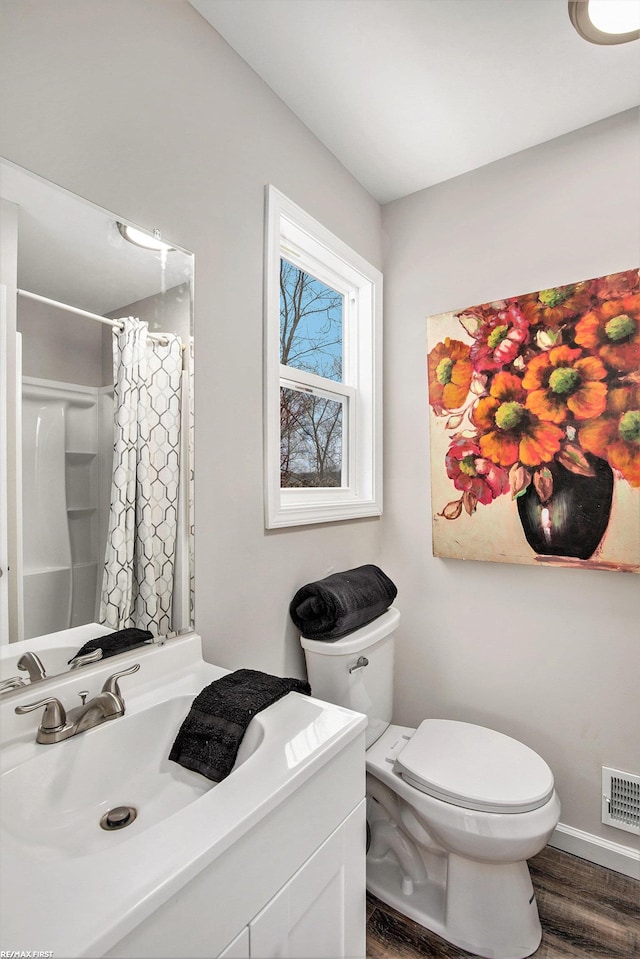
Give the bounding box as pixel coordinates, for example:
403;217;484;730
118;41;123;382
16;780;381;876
101;662;141;698
15;696;67;731
0;676;27;695
69;648;103;669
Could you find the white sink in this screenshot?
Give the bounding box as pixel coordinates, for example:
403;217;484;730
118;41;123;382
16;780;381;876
1;695;263;859
0;633;366;957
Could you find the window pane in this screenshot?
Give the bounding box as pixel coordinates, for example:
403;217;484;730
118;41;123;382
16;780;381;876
280;259;343;383
280;386;343;488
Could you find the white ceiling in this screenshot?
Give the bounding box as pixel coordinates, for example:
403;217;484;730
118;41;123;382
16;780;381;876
191;0;640;204
2;2;637;312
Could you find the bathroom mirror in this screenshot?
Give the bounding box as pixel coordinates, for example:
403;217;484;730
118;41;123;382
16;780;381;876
0;158;194;689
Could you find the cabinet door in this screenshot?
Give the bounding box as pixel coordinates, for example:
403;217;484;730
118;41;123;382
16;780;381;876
218;926;250;958
249;801;365;959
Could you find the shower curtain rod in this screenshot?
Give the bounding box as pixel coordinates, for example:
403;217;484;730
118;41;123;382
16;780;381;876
17;289;171;344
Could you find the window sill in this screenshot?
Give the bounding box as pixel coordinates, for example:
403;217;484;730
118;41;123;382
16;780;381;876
266;495;382;529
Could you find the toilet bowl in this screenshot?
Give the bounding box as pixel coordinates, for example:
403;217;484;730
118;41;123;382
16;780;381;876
299;607;561;959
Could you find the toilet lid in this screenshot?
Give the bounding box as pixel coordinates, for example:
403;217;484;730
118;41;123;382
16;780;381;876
394;720;555;814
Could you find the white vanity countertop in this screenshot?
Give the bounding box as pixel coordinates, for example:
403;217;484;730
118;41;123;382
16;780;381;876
0;633;367;957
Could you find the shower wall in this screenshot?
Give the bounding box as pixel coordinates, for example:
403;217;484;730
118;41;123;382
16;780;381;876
19;295;107;386
21;378;112;640
17;295;113;641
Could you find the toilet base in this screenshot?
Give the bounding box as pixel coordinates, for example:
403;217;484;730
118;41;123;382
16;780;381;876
367;850;542;959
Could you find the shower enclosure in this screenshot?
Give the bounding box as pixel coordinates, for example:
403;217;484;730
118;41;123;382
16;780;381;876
21;377;112;640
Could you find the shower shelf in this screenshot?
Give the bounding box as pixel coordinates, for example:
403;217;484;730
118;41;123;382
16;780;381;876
65;450;97;457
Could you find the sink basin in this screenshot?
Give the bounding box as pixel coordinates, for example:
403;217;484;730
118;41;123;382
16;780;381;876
0;695;264;859
0;633;366;958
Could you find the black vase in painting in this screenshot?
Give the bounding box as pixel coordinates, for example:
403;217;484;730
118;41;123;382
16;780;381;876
517;455;614;561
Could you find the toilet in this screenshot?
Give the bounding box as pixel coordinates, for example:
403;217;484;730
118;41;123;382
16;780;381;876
299;607;561;959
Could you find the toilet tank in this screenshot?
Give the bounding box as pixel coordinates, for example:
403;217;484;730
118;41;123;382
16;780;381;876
299;606;400;748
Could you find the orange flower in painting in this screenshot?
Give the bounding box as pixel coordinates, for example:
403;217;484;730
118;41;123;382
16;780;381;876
428;338;472;412
578;386;640;487
522;345;608;424
574;293;640;373
472;371;565;468
520;282;592;328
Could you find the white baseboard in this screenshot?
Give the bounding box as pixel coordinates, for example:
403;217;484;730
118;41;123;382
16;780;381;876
549;822;640;881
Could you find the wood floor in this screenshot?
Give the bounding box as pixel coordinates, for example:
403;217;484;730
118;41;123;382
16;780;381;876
366;846;639;958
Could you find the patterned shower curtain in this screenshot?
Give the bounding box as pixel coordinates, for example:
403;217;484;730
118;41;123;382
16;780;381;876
99;317;183;636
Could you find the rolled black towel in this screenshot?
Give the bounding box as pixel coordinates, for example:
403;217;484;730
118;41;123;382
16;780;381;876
68;628;153;664
169;669;311;782
289;564;397;641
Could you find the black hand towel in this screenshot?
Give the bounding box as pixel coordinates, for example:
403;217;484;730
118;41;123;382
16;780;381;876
289;564;397;641
169;669;311;783
68;628;153;664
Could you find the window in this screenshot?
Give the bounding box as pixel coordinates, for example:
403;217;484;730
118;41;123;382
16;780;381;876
264;186;382;528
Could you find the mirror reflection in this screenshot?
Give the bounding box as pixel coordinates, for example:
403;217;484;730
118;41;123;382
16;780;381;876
0;159;194;690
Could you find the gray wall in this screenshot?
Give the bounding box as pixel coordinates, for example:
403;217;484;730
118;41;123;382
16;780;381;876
381;110;640;848
2;0;638;856
0;0;383;679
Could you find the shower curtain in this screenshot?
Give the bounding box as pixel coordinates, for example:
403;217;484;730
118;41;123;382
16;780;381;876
170;336;194;633
99;317;183;636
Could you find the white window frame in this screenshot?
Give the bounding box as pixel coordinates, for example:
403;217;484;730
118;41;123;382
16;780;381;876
264;186;382;529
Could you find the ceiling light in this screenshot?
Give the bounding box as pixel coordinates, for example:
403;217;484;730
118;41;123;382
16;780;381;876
117;222;175;252
569;0;640;44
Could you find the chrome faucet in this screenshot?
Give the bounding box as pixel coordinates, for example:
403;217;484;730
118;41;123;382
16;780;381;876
15;663;141;744
17;651;47;683
69;648;103;669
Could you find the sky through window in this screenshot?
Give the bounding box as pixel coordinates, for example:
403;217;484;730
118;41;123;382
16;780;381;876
279;259;343;382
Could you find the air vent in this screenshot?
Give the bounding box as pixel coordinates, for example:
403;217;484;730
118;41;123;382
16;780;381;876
602;767;640;834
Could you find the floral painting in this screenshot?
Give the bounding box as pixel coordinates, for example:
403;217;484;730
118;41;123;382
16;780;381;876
427;269;640;572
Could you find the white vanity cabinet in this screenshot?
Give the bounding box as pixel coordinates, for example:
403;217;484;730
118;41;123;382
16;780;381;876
218;928;251;958
220;802;364;959
254;801;364;958
105;729;367;959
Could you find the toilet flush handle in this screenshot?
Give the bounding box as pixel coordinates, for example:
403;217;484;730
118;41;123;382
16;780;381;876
349;656;369;674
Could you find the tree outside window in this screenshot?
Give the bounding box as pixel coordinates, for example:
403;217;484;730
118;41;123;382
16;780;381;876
279;260;345;488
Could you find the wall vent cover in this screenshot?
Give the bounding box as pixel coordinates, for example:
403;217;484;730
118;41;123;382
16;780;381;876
601;767;640;834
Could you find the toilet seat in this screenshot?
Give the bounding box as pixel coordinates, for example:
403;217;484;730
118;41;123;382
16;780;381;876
393;719;555;814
